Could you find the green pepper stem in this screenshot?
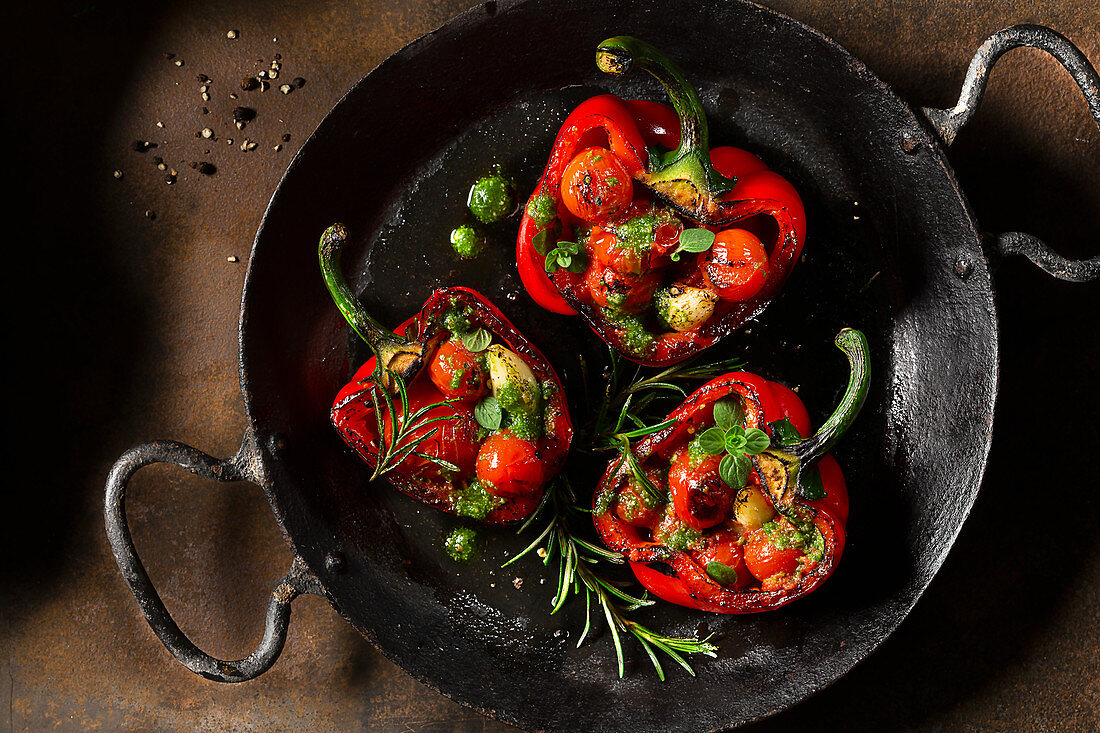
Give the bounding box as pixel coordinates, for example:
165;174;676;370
319;223;424;385
791;328;870;464
596;36;734;196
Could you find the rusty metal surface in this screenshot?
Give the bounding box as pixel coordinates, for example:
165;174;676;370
4;0;1098;731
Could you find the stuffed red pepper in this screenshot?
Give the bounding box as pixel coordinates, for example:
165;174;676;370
517;36;806;365
592;329;867;612
321;223;572;523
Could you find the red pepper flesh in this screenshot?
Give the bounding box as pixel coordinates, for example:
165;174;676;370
592;329;868;613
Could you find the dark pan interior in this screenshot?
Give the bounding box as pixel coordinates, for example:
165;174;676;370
239;0;998;730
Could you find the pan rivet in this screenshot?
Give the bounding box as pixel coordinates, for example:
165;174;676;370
324;552;346;574
267;433;289;455
954;258;973;280
901;132;921;154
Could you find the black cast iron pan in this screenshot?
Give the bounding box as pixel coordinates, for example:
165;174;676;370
105;1;1100;730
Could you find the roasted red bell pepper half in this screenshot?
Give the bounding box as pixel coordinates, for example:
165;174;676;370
517;36;806;365
592;329;868;613
320;223;572;524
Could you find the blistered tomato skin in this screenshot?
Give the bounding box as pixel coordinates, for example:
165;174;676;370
384;396;482;478
561;147;634;224
613;466;667;527
429;338;490;401
692;529;752;588
704;229;770;302
585;264;660;312
668;447;732;531
744;527;803;582
476;432;546;498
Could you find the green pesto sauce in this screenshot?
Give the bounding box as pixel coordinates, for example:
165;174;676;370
468;173;515;224
452;480;504;520
495;378;541;415
664;525;703;552
600;307;656;356
761;519;823;562
616;213;657;252
526;193;556;227
445;527;478;562
448;364;468;390
503;409;543;441
442;306;473;336
616;486;663;522
450;224;486;260
687;435;710;463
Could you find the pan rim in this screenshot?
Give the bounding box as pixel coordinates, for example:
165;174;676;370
236;0;999;729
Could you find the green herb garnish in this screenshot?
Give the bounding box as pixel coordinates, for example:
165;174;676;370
668;227;715;262
697;399;770;491
365;371;462;479
543;240;587;274
459;327;492;352
473;395;502;431
505;479;716;681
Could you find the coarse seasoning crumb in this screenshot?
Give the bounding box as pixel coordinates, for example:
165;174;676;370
227;29;238;39
227;256;239;263
145;210;156;219
113;170;123;180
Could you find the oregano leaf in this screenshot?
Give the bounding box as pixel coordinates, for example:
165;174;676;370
742;428;771;455
698;428;727;455
712;399;742;430
718;453;750;489
473;395;502;430
679;228;716;253
705;561;738;587
460;328;492;353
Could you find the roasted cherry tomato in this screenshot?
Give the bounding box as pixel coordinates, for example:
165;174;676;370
668;447;731;531
476;431;546;497
428;338;489;401
691;529;752;588
613;465;666;526
590;227;649;276
380;386;482;478
744;526;803;583
561;147;633;224
585;264;660;312
703;228;770;302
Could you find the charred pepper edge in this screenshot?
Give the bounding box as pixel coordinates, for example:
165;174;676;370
591;331;865;612
329;286;574;525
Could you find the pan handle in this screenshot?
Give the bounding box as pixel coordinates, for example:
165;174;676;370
104;431;323;682
920;24;1100;282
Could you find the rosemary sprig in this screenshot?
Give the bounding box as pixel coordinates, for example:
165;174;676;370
505;479;717;680
366;371;462;480
583;346;746;452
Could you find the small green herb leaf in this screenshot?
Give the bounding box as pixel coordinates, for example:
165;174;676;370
698;427;727;455
544;240;586;275
531;228;553;255
669;228;716;262
800;466;827;501
460;327;492;353
718;453;750;489
712;399;742;430
766;418;826;499
742;428;771;455
705;561;738;587
724;431;747;455
768;417;800;445
474;396;502;430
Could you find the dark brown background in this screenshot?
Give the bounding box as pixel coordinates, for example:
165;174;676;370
4;0;1098;730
